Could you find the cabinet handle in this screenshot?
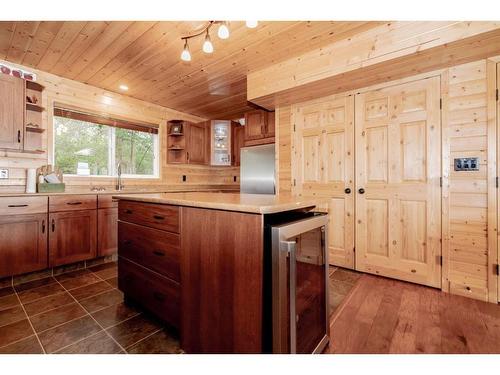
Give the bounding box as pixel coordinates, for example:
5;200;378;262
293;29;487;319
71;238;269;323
51;219;55;232
153;215;165;221
186;152;190;161
67;201;83;205
17;130;21;143
124;209;132;214
42;220;45;234
153;292;165;302
358;188;365;194
153;250;165;257
344;188;351;194
8;204;28;208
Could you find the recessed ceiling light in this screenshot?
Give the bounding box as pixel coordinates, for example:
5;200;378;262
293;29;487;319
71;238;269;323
119;84;129;91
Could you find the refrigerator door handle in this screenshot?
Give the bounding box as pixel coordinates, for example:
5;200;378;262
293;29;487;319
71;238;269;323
281;240;297;354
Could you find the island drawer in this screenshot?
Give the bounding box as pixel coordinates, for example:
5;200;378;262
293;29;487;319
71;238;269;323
98;195;120;209
0;196;48;215
118;200;179;233
49;195;97;212
118;221;180;282
118;257;180;328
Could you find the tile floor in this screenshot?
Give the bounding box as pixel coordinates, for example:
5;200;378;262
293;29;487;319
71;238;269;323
0;262;357;354
0;262;182;354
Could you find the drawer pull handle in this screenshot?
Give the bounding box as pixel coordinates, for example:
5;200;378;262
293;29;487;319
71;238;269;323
153;215;165;220
67;201;83;205
153;250;165;257
8;204;28;208
153;292;165;302
124;209;133;214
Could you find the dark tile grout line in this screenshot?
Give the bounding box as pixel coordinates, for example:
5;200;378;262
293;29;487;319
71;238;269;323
51;276;128;354
12;287;46;354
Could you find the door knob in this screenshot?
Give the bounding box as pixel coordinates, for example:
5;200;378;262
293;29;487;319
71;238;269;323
344;188;351;194
358;188;365;194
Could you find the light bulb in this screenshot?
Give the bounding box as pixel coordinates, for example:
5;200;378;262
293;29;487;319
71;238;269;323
181;40;191;61
202;32;214;53
217;23;230;39
246;21;258;28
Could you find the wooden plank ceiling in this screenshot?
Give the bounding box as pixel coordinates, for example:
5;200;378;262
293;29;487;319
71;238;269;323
0;21;382;119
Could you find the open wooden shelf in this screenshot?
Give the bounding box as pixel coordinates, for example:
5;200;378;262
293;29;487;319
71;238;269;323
25;126;45;133
26;103;44;112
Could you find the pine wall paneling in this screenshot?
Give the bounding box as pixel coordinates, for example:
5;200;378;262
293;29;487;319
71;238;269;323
0;60;239;193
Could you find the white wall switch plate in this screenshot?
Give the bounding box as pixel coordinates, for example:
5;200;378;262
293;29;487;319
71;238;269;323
0;169;9;179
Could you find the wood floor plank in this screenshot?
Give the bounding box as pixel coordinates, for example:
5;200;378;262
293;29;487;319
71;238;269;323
329;272;500;354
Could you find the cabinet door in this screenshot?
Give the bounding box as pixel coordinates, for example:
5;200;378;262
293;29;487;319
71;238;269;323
0;74;24;150
245;110;266;140
49;210;97;266
0;214;48;278
231;123;245;166
292;94;355;269
355;76;441;288
98;208;118;257
187;122;208;165
265;111;275;138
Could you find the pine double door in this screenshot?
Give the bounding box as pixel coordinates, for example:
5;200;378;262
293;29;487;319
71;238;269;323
292;76;442;288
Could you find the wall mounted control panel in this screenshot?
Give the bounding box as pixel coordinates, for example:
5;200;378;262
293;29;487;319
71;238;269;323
454;157;479;171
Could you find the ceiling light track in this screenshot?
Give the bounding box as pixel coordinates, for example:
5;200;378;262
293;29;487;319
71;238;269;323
180;21;258;61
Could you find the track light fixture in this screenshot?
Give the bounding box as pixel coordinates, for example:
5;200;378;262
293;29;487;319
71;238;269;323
180;21;258;61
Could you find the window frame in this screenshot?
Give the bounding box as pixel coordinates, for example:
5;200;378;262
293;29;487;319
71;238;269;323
52;107;160;180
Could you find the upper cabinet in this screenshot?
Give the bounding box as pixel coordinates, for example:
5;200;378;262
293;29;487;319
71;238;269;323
0;74;24;150
210;120;232;166
231;122;245;167
167;120;210;165
0;75;45;153
187;121;210;165
244;109;275;146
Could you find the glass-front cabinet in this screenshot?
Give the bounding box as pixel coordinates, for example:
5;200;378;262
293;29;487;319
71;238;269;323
211;120;232;166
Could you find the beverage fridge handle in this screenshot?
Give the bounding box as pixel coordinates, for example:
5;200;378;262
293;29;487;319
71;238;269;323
281;240;297;354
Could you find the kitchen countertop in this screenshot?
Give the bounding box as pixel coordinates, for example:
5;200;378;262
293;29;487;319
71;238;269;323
113;192;328;214
0;185;239;197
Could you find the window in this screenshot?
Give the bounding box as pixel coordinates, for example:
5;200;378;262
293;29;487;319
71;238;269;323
53;108;159;178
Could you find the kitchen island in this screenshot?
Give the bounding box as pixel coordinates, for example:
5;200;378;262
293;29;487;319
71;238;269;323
114;192;329;354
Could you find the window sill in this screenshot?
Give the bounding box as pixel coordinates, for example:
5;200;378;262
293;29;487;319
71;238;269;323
63;174;160;180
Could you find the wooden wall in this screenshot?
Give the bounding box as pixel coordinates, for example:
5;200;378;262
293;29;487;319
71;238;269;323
275;58;499;303
0;60;239;193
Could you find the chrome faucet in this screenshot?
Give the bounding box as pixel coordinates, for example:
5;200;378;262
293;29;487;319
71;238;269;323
116;162;124;191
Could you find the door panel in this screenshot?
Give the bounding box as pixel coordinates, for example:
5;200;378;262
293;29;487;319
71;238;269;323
355;76;441;288
49;210;97;266
97;208;118;257
0;74;24;150
292;94;355;269
187;122;207;165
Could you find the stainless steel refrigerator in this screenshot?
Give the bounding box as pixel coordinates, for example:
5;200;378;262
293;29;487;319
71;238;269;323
240;144;275;194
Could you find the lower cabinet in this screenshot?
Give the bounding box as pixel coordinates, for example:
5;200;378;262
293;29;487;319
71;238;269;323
97;208;118;257
0;214;48;278
49;210;97;266
119;257;180;328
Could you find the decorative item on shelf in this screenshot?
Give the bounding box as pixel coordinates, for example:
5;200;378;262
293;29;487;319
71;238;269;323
26;169;37;194
26;95;38;104
36;165;65;193
0;63;37;81
168;121;184;135
180;21;259;61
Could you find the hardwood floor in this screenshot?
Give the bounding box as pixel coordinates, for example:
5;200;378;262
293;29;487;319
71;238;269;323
326;273;500;354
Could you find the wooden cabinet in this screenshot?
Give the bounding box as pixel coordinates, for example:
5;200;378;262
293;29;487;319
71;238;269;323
118;200;181;329
167;120;209;165
0;73;24;150
49;195;97;266
0;214;48;278
98;207;118;257
187;121;209;165
244;109;275;146
231;122;245;166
